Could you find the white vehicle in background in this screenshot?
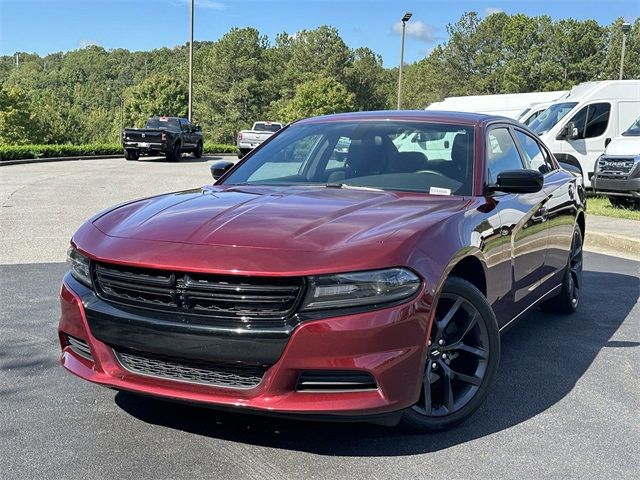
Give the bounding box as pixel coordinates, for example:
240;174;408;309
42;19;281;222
237;121;283;158
529;80;640;187
592;116;640;209
426;90;567;118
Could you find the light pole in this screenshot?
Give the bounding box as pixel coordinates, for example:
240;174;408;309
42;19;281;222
188;0;194;121
397;12;412;110
619;22;631;80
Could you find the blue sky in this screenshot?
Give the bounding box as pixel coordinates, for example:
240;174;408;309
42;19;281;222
1;0;638;66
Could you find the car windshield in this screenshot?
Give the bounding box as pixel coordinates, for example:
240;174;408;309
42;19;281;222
530;102;578;135
146;117;179;129
222;121;476;196
254;123;282;132
622;117;640;136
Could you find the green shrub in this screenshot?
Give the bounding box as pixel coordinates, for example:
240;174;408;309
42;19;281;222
0;142;237;160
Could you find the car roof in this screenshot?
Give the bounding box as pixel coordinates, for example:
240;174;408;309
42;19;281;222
295;110;515;127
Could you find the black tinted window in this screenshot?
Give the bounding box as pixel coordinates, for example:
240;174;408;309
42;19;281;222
146;117;180;129
487;128;525;183
584;103;610;138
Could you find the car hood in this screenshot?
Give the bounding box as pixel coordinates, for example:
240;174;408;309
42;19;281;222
604;136;640;156
92;185;468;252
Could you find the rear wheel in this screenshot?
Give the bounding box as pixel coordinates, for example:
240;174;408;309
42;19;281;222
166;143;181;162
124;149;139;161
542;226;583;314
193;141;203;159
400;277;500;432
609;196;640;210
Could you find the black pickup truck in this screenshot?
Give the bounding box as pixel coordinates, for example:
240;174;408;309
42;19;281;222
122;116;203;161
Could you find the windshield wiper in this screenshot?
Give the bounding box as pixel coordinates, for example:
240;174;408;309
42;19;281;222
325;183;384;192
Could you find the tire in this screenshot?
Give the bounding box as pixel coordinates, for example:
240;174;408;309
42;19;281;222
237;148;250;159
609;196;640;210
165;143;181;162
193;141;203;159
124;149;139;161
400;276;500;432
542;225;583;314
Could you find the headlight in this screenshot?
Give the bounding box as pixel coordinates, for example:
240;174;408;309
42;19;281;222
594;155;603;172
301;268;421;311
67;247;92;287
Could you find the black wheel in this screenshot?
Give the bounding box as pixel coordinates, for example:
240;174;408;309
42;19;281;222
193;141;203;159
543;226;583;314
609;196;640;210
166;143;181;162
400;277;500;432
124;149;139;161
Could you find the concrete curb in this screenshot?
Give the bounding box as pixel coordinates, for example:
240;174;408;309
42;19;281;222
0;154;122;167
0;153;236;167
584;231;640;261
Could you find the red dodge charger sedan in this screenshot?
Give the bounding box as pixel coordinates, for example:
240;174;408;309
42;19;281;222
59;111;585;431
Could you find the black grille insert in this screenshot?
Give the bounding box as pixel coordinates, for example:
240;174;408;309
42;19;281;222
115;349;268;388
67;335;93;361
597;157;636;175
94;263;304;320
297;371;378;391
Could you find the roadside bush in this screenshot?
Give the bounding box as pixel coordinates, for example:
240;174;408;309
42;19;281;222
0;143;237;160
203;143;237;154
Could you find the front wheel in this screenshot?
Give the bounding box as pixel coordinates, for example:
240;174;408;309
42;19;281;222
193;141;203;159
400;277;500;432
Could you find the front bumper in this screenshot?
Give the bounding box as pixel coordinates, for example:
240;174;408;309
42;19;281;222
592;176;640;197
58;274;431;420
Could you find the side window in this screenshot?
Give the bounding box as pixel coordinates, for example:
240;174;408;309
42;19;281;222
584;103;610;138
514;130;554;173
566;103;611;139
486;128;525;184
180;119;190;131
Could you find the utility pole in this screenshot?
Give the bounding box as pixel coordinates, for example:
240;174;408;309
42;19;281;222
188;0;194;121
619;22;631;80
397;12;412;110
15;53;19;68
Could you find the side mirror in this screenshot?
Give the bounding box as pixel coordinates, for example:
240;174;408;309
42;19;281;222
492;169;543;194
194;125;202;132
444;140;450;149
566;122;580;140
210;160;235;180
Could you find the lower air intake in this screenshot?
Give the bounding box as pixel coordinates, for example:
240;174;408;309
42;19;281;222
297;370;377;391
114;349;268;389
67;336;93;361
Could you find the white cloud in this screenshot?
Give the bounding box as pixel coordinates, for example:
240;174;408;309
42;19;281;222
392;20;436;43
484;7;504;16
174;0;227;9
79;39;100;48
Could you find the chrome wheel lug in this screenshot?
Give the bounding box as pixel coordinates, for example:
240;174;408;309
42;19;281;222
442;353;447;360
431;362;437;369
438;339;444;346
428;339;432;346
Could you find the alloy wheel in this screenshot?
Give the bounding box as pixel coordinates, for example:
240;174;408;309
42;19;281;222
412;294;490;417
568;230;583;307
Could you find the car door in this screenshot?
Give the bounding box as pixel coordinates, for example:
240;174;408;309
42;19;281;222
559;102;612;183
513;129;574;289
486;126;550;309
180;119;194;147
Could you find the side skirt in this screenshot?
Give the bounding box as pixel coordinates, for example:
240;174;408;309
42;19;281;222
499;284;562;334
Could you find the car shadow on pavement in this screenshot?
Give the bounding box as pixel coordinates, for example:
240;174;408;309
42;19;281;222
115;269;639;456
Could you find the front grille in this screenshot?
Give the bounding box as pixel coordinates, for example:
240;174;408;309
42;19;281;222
67;335;93;361
597;157;636;175
94;263;304;320
115;349;268;388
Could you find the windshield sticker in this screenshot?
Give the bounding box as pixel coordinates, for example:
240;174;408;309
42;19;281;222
429;186;451;196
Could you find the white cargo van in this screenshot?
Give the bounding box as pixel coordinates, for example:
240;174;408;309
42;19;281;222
426;90;567;119
529;80;640;187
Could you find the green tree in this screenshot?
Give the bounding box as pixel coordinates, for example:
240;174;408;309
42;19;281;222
276;77;354;122
123;74;188;127
0;85;41;144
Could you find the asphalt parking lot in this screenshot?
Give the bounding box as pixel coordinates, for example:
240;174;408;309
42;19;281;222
1;157;639;479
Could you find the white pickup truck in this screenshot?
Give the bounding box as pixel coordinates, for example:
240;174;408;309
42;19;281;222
237;121;283;158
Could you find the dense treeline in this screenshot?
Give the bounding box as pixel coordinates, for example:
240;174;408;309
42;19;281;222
0;12;637;145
